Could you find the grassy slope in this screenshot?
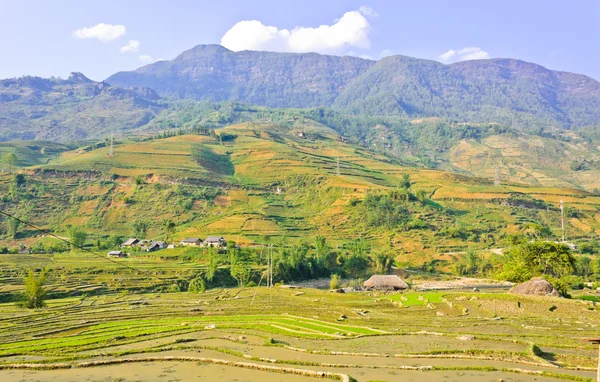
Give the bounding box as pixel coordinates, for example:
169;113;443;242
2;122;600;260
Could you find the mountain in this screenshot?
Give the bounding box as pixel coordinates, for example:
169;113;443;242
107;45;372;108
0;72;165;141
106;45;600;130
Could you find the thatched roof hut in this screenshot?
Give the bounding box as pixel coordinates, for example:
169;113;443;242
509;278;560;297
364;275;409;291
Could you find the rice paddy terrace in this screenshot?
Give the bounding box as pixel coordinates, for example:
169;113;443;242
0;287;598;381
3;122;600;256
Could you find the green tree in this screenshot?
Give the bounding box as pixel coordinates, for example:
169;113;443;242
68;226;87;250
13;173;25;188
188;277;206;293
399;173;411;189
230;262;250;287
131;220;148;238
205;247;219;282
6;215;20;239
23;270;47;309
463;250;481;275
370;250;395;274
576;256;593;278
1;153;18;172
415;189;427;205
497;242;576;282
162;219;176;242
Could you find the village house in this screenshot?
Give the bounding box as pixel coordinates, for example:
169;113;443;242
203;236;226;248
180;238;203;247
121;238;139;247
107;250;127;258
146;241;167;252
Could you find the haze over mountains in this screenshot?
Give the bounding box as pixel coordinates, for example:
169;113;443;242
106;44;600;130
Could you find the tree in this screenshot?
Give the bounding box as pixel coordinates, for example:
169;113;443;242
399;173;411;189
230;262;250;287
497;242;576;283
576;256;593;278
13;173;25;188
188;277;206;293
23;270;47;309
134;176;145;186
463;250;481;275
68;226;87;250
205;247;219;282
415;189;427;205
1;153;18;172
131;220;148;238
162;219;176;242
6;216;20;239
370;250;395;274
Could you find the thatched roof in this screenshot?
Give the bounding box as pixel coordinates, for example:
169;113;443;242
509;278;560;297
364;275;409;290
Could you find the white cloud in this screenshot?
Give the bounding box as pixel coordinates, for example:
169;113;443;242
120;40;140;53
220;7;375;55
359;6;379;17
438;47;490;63
72;23;126;42
139;55;164;64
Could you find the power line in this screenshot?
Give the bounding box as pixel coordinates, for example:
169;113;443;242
0;209;166;282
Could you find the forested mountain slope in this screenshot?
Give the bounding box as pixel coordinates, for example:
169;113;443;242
0;72;165;141
106;45;600;129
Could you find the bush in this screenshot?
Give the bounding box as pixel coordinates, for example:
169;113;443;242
188;278;205;293
547;277;571;298
329;274;341;290
22;270;47;309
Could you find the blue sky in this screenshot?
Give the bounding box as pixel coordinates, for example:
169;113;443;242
1;0;599;81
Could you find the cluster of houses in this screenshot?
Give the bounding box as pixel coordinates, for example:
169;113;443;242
180;236;226;248
107;236;226;258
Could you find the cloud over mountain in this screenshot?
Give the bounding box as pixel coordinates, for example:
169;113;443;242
439;47;490;63
72;23;126;42
220;7;374;55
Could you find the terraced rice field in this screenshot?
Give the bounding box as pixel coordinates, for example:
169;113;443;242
0;287;598;381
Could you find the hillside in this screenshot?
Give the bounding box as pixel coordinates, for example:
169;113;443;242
2;122;600;265
0;72;165;142
106;45;600;129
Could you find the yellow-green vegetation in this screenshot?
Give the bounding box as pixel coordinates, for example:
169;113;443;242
3;122;600;261
0;287;598;381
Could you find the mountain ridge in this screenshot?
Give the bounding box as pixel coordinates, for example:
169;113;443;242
105;45;600;130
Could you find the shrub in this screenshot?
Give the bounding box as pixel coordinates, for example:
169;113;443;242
22;270;47;309
188;278;206;293
330;274;341;290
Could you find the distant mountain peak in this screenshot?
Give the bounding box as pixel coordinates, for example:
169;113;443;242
174;44;232;61
68;72;93;84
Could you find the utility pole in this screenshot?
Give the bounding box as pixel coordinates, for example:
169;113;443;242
560;200;565;242
336;156;340;176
